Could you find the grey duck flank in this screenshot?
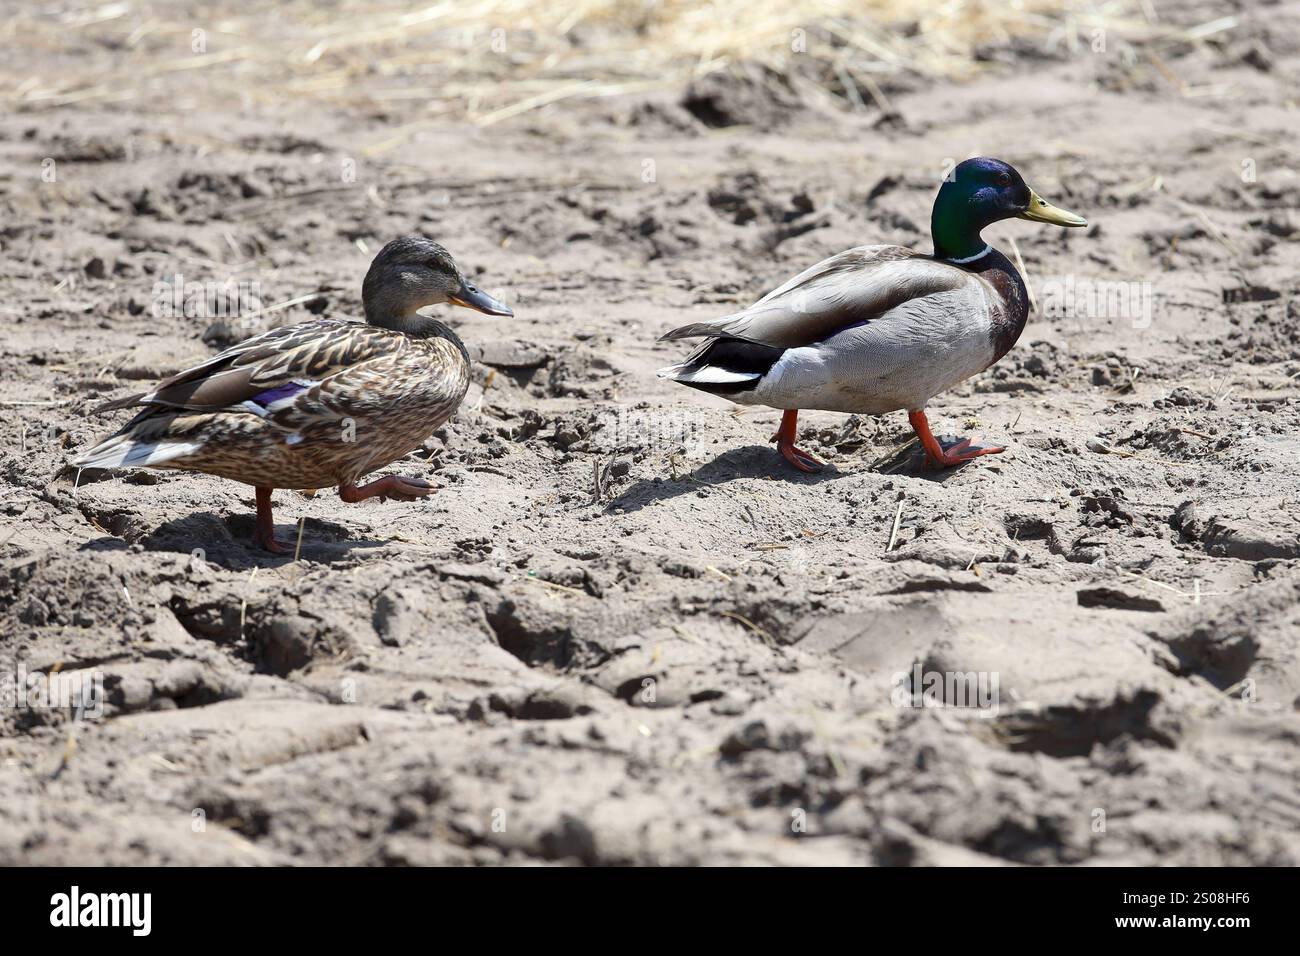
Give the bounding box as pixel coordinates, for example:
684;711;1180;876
657;157;1087;472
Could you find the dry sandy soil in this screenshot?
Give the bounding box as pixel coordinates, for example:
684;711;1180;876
2;0;1299;865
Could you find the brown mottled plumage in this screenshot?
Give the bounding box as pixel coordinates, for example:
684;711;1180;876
75;236;512;553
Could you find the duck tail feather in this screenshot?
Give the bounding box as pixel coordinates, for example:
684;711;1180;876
92;392;149;414
657;337;783;396
657;315;741;342
657;363;759;385
73;434;200;470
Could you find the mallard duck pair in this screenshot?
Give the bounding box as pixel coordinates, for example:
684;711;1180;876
78;158;1084;553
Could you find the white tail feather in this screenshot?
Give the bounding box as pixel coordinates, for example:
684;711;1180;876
74;436;201;469
657;363;759;384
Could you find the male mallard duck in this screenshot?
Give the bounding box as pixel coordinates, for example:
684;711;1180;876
75;236;512;552
658;158;1086;471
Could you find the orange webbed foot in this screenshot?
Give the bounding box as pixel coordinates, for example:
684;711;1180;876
339;475;437;503
908;410;1005;470
770;410;825;473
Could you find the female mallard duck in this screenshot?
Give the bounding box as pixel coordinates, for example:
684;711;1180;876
658;157;1086;471
75;236;512;553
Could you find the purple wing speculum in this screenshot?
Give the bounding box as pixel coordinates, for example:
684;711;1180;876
241;380;312;417
251;381;308;407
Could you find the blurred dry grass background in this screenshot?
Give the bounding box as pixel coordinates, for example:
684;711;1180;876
4;0;1236;125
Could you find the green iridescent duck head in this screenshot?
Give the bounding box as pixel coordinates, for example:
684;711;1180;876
930;157;1086;262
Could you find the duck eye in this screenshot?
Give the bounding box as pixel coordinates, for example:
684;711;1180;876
996;173;1011;187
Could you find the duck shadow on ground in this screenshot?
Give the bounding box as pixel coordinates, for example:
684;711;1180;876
869;437;1005;483
607;444;849;514
609;441;991;513
78;511;390;570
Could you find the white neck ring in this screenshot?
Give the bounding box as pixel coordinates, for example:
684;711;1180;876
947;244;991;265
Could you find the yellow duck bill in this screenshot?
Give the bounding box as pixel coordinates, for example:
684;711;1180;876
1018;189;1088;227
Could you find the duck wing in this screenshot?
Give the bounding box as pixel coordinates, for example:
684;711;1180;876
75;319;443;471
659;245;971;349
93;319;407;414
